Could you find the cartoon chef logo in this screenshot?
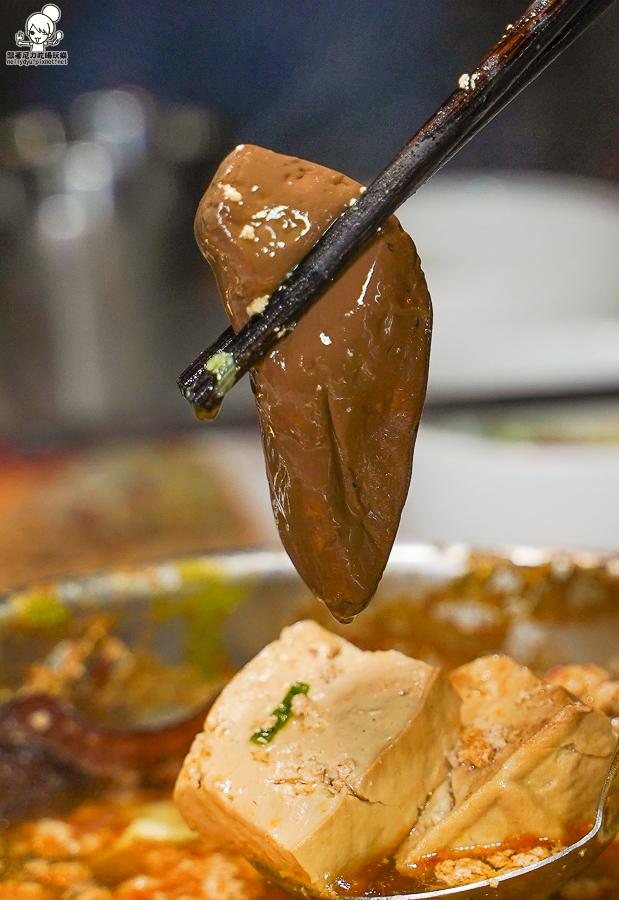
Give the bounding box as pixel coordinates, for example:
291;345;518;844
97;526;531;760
16;4;63;53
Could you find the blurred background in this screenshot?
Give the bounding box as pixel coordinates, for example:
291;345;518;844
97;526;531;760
1;0;619;587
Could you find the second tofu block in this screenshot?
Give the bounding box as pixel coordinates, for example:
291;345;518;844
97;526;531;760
175;620;460;895
396;654;618;872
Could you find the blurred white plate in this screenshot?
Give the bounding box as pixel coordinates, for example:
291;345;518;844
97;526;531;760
398;172;619;400
400;410;619;553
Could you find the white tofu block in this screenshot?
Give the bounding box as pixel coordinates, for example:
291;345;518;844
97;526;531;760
396;655;617;871
175;620;460;895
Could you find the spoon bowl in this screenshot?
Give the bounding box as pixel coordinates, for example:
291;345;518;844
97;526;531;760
349;738;619;900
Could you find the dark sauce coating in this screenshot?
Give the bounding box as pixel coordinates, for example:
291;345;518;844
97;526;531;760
195;145;432;622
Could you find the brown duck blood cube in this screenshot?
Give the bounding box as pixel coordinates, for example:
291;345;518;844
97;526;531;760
174;620;460;895
396;654;618;872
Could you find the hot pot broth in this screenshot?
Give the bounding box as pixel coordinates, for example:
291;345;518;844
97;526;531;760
2;547;619;897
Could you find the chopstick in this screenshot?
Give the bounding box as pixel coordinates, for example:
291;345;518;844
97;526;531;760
178;0;618;418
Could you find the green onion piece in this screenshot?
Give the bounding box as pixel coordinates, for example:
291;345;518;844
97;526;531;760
250;681;310;745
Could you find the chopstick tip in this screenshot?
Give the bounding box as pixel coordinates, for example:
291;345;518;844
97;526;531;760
177;350;239;420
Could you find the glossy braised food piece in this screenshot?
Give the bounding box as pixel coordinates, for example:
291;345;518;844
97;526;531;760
194;145;432;622
0;622;219;823
0;693;212;822
396;655;618;871
174;620;459;897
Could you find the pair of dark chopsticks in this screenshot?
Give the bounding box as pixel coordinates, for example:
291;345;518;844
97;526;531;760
178;0;617;418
